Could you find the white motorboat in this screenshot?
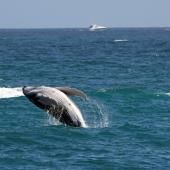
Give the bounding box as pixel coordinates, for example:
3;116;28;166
89;24;107;31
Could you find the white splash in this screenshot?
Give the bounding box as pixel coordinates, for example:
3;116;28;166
46;113;62;126
0;87;24;99
85;97;109;128
113;39;128;42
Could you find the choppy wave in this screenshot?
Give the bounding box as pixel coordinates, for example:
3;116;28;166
97;87;170;99
0;87;24;99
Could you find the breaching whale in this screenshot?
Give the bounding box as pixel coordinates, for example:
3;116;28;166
23;86;87;127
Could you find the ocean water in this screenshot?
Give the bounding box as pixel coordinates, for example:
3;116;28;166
0;28;170;169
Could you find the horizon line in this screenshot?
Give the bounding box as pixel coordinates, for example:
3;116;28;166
0;26;169;29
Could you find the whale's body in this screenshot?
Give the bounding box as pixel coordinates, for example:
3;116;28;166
23;86;87;127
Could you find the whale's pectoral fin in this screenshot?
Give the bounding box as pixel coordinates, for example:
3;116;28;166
56;87;87;99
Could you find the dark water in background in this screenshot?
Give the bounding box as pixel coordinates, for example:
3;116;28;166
0;28;170;169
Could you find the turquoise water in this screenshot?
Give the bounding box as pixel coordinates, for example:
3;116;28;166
0;28;170;169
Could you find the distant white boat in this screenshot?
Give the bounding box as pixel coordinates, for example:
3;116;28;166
89;24;108;31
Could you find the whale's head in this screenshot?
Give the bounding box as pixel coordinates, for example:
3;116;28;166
23;86;48;110
23;86;46;96
23;86;35;95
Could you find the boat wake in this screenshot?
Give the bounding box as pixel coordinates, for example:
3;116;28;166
113;39;128;42
0;87;24;99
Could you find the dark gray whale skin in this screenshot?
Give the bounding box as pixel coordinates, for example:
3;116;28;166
23;86;87;127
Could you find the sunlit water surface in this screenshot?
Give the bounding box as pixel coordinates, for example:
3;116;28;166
0;28;170;169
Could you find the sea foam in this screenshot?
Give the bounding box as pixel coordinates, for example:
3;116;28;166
0;87;24;99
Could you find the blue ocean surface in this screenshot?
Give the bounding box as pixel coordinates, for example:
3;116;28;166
0;28;170;169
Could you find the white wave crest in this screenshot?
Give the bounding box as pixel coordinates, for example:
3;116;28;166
156;92;170;97
0;87;24;99
113;39;128;42
164;93;170;96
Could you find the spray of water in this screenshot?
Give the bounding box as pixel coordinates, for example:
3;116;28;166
46;113;62;126
44;97;109;128
83;97;109;128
